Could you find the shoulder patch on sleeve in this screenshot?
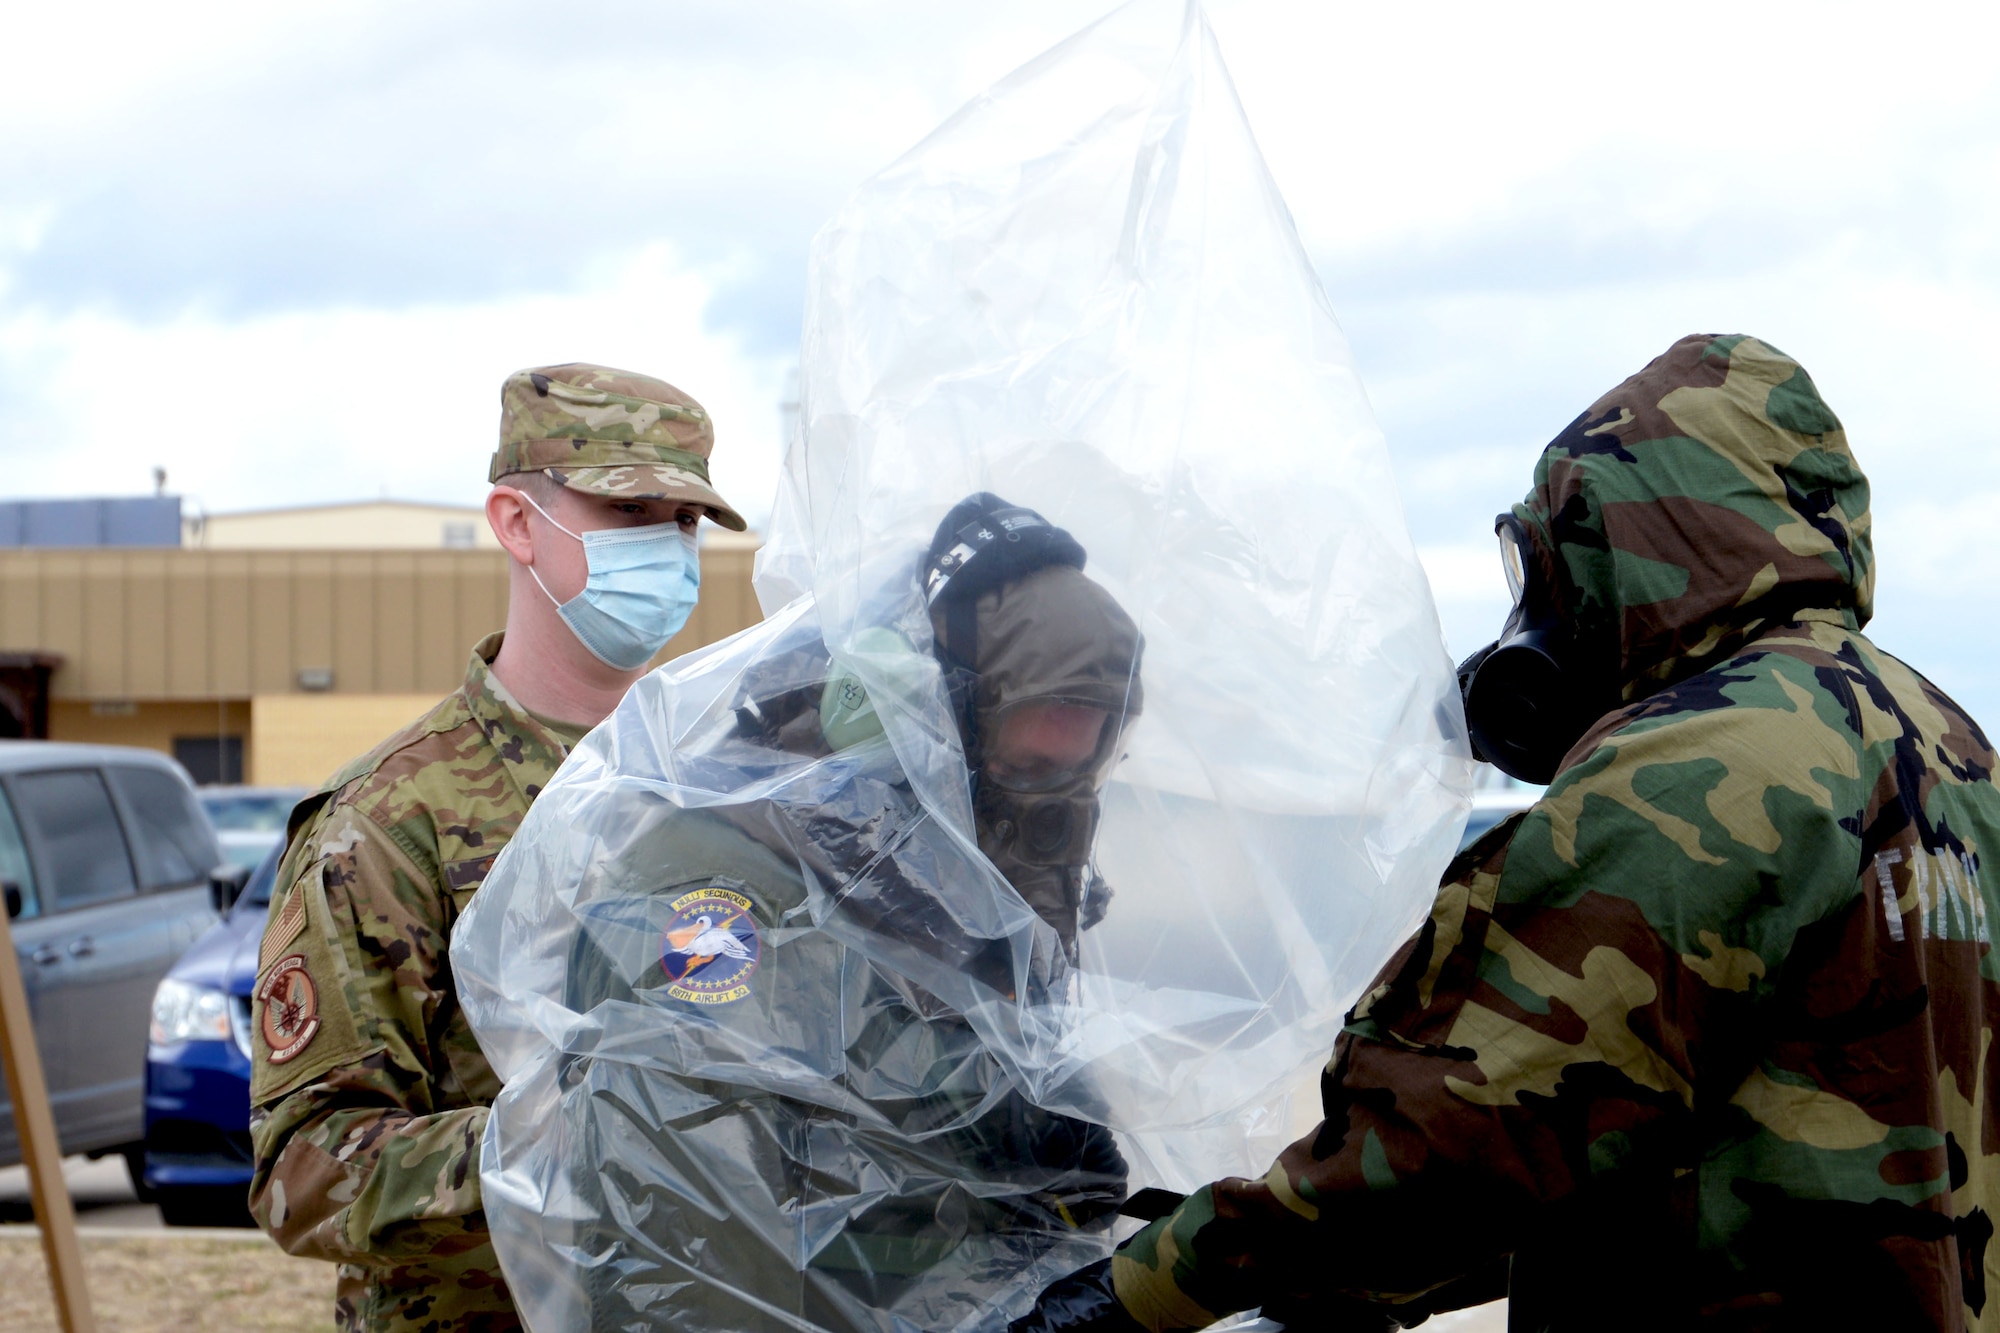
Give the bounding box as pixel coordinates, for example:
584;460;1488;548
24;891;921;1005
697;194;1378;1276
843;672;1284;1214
256;955;321;1063
250;862;378;1106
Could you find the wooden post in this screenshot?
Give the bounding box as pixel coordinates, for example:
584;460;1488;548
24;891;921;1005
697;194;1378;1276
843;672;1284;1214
0;906;97;1333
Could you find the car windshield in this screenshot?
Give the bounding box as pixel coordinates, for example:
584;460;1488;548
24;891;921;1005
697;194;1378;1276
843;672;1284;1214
1458;805;1518;852
219;835;282;871
199;789;305;833
236;840;286;912
1457;774;1545;852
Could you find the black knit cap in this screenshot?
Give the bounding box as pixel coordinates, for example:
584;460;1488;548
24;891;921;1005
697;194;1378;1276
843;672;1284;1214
922;492;1087;650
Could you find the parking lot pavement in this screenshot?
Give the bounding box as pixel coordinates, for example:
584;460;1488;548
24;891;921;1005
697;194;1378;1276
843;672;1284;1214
0;1154;162;1230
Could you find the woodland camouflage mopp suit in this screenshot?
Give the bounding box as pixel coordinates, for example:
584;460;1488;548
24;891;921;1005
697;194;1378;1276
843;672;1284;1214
1018;334;2000;1332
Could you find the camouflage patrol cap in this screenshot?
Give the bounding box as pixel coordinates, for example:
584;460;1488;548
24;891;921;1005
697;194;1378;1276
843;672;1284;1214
490;363;746;531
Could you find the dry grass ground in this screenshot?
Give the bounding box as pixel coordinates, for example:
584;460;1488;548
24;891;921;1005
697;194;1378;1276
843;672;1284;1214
0;1228;332;1333
0;1226;1507;1332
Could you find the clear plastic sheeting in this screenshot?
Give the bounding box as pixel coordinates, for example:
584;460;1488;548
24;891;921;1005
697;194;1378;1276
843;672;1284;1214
453;1;1472;1329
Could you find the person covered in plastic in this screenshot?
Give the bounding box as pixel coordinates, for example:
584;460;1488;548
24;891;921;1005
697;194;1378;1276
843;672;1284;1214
1014;334;2000;1331
496;493;1145;1331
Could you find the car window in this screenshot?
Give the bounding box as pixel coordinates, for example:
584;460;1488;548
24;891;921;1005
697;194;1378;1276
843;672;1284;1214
239;839;286;912
11;769;140;910
220;835;282;872
109;766;222;889
1458;807;1513;853
0;787;40;920
199;791;304;833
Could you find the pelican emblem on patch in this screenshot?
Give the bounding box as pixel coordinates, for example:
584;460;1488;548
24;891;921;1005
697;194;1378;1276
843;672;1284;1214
661;887;760;1005
256;955;321;1064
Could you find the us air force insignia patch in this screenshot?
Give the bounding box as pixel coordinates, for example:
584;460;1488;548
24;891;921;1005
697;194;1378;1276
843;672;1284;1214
660;887;760;1005
257;954;322;1063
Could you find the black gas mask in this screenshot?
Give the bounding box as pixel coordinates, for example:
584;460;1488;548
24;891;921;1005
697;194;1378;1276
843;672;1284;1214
1457;512;1613;785
922;494;1143;959
971;696;1124;959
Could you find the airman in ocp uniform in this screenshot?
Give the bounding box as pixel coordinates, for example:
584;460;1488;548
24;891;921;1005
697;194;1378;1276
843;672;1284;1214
246;364;743;1332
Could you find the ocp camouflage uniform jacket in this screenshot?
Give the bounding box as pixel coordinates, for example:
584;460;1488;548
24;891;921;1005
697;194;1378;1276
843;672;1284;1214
249;633;575;1333
1111;336;2000;1332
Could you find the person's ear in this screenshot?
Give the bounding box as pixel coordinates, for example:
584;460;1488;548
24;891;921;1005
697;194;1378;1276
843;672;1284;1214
487;485;536;565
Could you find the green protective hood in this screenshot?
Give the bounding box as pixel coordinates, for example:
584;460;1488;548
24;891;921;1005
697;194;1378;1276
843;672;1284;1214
932;564;1144;730
1514;334;1874;701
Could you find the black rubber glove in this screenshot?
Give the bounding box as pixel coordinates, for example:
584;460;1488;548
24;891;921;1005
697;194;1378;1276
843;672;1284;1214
1008;1259;1148;1333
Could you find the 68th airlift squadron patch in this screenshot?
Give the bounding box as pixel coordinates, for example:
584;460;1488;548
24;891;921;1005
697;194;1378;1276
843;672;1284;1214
256;954;322;1063
660;887;761;1005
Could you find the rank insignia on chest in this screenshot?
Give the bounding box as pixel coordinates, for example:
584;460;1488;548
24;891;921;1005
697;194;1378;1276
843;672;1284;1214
256;954;323;1063
660;887;761;1005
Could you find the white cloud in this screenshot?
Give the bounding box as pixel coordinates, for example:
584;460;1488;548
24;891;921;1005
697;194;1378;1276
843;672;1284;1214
1208;0;2000;257
0;0;1996;718
1415;542;1511;663
0;245;790;525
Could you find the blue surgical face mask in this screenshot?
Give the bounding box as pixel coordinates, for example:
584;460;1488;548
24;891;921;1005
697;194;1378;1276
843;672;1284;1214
521;494;701;671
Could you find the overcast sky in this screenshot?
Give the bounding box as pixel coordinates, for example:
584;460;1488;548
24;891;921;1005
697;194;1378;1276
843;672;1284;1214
3;0;1996;715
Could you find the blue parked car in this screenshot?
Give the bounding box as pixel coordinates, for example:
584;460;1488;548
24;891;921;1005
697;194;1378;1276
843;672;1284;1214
144;839;281;1226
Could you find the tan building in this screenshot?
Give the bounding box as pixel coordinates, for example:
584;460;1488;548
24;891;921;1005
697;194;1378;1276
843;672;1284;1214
0;529;764;787
184;499;504;551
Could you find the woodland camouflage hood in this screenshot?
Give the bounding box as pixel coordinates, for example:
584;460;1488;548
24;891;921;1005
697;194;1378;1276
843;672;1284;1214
1514;333;1874;701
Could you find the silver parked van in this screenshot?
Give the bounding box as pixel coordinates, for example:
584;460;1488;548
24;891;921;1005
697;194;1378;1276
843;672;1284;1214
0;742;227;1185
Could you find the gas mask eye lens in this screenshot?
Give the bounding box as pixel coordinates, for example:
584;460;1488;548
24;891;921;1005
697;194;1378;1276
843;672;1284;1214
983;702;1113;792
1497;519;1528;605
